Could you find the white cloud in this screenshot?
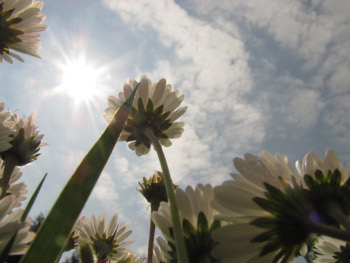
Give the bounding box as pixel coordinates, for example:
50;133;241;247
92;172;119;209
103;0;266;184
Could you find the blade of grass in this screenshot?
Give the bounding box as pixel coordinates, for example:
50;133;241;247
20;86;138;263
21;173;48;222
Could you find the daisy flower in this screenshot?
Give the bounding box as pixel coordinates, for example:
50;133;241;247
104;75;187;156
0;0;47;64
75;214;133;262
0;195;35;255
295;149;350;226
314;236;350;262
152;184;221;263
1;112;46;166
212;152;312;262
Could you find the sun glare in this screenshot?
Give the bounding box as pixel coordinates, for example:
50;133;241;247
57;57;104;104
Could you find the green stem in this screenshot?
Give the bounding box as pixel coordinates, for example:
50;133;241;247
1;155;17;199
143;126;189;263
304;254;312;263
305;217;350;242
326;200;350;232
147;202;159;263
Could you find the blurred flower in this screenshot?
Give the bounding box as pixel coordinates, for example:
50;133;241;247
152;245;167;263
152;184;220;262
296;149;350;225
104;75;187;156
0;159;28;208
0;195;35;255
75;214;133;262
1;112;46;166
0;0;47;64
314;236;350;262
0;103;15;152
212;152;311;262
138;171;174;210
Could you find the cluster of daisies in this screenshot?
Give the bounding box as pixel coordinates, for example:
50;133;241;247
102;75;350;262
2;72;350;261
1;0;350;261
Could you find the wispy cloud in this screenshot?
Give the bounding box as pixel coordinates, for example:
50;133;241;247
92;172;119;209
103;0;266;182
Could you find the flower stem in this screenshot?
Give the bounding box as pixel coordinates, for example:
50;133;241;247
147;201;159;263
304;255;312;263
1;155;17;199
325;200;350;232
305;217;350;242
143;126;189;263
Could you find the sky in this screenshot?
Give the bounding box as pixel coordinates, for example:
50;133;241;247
1;0;350;262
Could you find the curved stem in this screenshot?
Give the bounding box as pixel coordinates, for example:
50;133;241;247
326;200;350;232
147;201;159;263
305;217;350;242
143;126;189;263
1;155;17;199
304;254;312;263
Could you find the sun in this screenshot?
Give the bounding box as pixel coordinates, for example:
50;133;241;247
56;56;104;104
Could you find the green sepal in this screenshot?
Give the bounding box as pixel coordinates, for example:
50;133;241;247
250;229;276;243
259;238;281;256
303;174;316;189
314;170;324;183
138;98;145;114
253;197;278;214
146;99;154;112
153;105;164;117
197;212;209;236
209;219;221;232
7;17;23;25
2;8;14;21
330;169;341;185
250;217;276;229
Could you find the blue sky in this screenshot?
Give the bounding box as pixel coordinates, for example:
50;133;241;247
1;0;350;261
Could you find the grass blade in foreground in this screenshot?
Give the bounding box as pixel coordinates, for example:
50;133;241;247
20;87;138;263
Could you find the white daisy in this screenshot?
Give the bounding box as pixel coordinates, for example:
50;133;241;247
104;75;187;156
212;152;310;263
75;214;133;262
0;195;35;255
1;112;47;166
152;184;220;262
314;236;350;262
296;149;350;226
0;0;47;64
0;158;28;208
296;148;349;185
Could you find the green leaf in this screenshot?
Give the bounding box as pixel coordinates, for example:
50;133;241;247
20;85;138;263
21;173;48;222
